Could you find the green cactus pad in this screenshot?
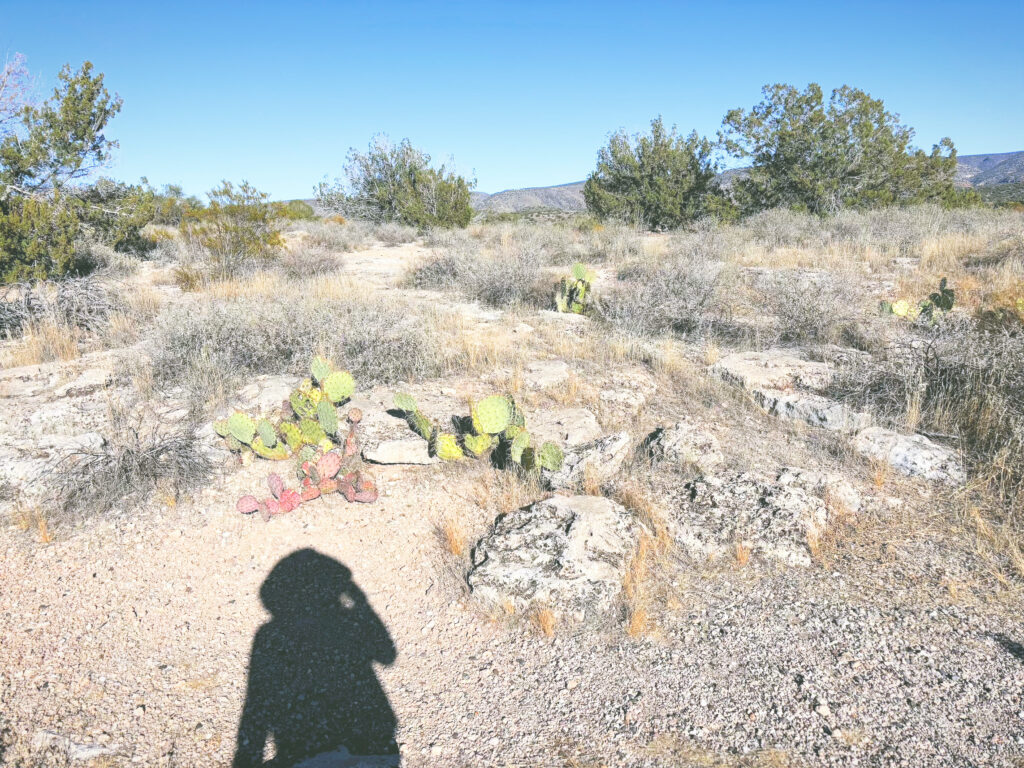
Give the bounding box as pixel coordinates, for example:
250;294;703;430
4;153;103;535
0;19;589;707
473;395;513;435
298;444;318;464
279;422;303;451
538;441;564;471
322;371;355;404
225;434;244;453
299;418;327;446
520;446;536;471
213;419;230;438
317;400;339;436
256;419;277;448
252;436;289;461
410;412;433;441
571;262;587;281
393;392;417;413
432;432;464;461
510;429;530;464
311;355;332;384
463;433;494;457
290;390;316;420
227;412;256;445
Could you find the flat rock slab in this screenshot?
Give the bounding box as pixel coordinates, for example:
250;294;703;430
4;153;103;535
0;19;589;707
523;359;570;389
363;437;435;465
752;388;872;433
853;427;964;484
713;350;832;392
528;408;602;448
468;495;639;619
547;432;631;491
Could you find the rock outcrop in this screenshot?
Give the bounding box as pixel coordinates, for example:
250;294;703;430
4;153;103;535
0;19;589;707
468;495;639;619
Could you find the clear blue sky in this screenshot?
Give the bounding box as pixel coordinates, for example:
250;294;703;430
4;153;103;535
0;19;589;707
3;0;1022;199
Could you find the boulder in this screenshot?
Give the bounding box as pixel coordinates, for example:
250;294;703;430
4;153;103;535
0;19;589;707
468;495;639;619
362;438;436;465
547;432;631;491
645;420;723;473
852;427;964;484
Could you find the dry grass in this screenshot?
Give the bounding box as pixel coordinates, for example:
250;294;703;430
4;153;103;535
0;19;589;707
644;736;793;767
734;541;751;567
2;320;80;367
529;606;557;637
436;514;468;558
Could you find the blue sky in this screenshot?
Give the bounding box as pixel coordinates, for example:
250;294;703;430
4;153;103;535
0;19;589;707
3;0;1022;199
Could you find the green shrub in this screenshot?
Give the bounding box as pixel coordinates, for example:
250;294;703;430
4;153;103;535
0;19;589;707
1;61;124;283
584;117;730;230
721;83;967;213
276;199;317;221
317;135;473;229
0;196;80;282
181;181;283;276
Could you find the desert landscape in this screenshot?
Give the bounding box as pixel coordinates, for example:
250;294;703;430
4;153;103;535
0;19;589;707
2;6;1024;768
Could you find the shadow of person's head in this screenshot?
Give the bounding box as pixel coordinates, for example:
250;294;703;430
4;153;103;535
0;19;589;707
259;547;352;619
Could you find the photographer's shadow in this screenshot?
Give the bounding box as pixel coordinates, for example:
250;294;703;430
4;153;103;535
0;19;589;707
233;549;399;767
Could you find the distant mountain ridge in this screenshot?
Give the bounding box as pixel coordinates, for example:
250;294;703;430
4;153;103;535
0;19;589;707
472;152;1024;212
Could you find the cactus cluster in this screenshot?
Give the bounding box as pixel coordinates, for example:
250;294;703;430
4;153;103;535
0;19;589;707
236;446;378;521
213;356;356;465
881;277;955;322
555;262;596;315
392;392;564;474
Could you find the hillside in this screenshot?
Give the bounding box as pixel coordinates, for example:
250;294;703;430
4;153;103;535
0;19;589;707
473;152;1024;212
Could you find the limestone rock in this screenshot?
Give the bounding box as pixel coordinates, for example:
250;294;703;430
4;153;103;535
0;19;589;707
672;471;834;566
645;421;723;473
547;432;631;491
776;466;862;514
529;408;602;448
523;359;570;389
853;427;964;484
468;495;639;618
752;389;872;433
712;350;832;392
53;367;112;398
363;438;436;465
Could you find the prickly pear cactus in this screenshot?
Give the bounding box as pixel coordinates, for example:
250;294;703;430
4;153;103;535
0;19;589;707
509;429;530;464
317;400;339;436
555;262;596;315
323;371;355;404
393;393;417;413
432;432;464;461
473;395;513;435
256;419;277;448
538;441;564;471
290;390;316;420
311;355;332;385
228;412;256;445
463;433;494;457
252;437;289;461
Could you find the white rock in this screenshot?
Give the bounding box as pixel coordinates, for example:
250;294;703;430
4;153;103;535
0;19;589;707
468;495;639;618
53;368;112;398
547;432;631;491
363;438;436;465
523;359;570;389
646;421;723;473
853;427;964;484
752;389;872;433
529;408;602;448
712;350;832;392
